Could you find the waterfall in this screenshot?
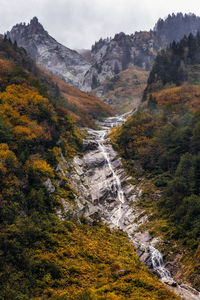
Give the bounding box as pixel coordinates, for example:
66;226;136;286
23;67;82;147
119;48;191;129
89;122;173;282
90;118;173;280
97;130;125;204
95;129;125;227
150;246;172;279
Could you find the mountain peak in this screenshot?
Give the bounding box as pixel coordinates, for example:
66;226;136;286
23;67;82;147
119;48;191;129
30;16;39;24
114;32;126;40
6;17;91;89
28;16;44;32
7;17;45;37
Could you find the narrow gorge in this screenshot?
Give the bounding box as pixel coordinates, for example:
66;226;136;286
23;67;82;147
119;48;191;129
58;113;200;300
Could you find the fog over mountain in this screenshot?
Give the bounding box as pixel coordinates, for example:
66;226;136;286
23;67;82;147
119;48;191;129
0;0;200;49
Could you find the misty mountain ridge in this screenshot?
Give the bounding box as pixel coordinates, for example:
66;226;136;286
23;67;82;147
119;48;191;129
154;12;200;47
6;13;200;94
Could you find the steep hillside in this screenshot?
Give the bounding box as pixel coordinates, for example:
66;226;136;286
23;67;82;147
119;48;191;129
110;33;200;291
92;66;149;113
143;32;200;101
0;37;179;300
7;17;91;89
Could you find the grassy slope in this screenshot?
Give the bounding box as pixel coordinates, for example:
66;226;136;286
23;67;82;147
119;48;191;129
151;84;200;111
1;217;180;300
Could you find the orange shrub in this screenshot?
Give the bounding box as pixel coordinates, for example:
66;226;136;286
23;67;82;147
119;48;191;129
26;159;54;179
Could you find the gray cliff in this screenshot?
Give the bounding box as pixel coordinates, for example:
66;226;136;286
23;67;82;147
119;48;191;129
7;17;91;89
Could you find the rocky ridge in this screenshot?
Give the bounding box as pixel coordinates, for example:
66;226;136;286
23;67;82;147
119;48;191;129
6;14;200;93
82;31;159;92
6;17;91;89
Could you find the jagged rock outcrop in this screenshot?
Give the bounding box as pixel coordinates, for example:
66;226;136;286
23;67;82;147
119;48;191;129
82;31;159;91
6;17;91;89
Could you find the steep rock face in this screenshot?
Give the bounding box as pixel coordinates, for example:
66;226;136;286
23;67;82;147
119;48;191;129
82;31;159;92
7;17;91;89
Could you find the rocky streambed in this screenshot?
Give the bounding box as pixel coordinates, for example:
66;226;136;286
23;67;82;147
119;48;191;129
57;113;200;300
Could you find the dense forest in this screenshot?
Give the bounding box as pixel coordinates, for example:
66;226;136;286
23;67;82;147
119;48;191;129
111;33;200;290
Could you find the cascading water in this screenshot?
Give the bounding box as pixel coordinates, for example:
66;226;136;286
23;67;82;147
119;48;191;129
97;130;125;227
90;116;173;281
150;246;172;280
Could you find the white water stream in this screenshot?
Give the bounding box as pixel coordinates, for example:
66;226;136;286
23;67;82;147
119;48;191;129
97;130;125;227
88;112;172;278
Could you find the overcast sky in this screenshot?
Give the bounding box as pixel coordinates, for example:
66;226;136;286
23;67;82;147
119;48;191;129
1;0;200;49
